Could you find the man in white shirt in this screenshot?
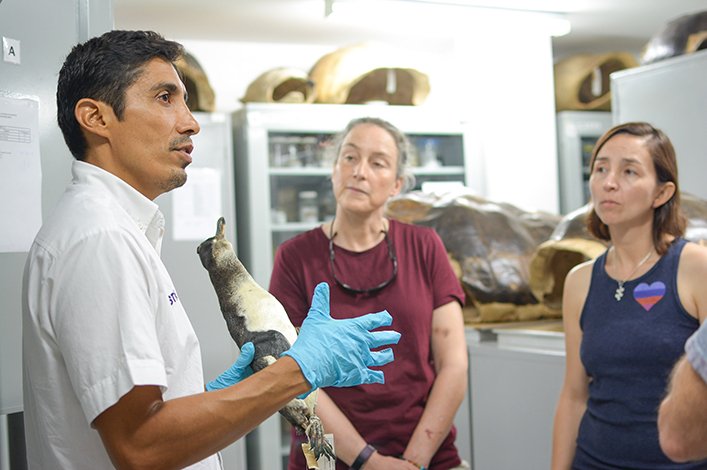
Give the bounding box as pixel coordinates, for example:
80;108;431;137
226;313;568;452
658;321;707;462
22;30;400;470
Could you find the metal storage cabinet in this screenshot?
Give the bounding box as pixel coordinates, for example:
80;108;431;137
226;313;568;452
556;111;612;214
231;103;474;470
467;326;565;470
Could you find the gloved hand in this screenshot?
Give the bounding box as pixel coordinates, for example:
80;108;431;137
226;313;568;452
206;342;255;391
282;282;401;396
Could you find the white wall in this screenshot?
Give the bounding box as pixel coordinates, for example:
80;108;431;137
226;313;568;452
178;40;334;112
452;31;559;214
177;25;560;214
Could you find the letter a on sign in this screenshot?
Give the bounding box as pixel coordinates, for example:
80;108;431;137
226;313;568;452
3;37;21;64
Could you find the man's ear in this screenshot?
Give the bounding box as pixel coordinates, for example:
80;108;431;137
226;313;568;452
74;98;113;139
653;181;676;208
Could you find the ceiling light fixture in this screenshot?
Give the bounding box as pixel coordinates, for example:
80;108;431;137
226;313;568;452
324;0;571;37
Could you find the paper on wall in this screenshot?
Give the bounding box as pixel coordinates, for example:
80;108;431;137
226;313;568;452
171;167;223;241
0;94;42;252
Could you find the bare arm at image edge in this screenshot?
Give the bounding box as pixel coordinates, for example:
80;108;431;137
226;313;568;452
658;324;707;462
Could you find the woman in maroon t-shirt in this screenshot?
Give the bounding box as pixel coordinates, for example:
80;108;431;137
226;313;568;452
270;117;469;470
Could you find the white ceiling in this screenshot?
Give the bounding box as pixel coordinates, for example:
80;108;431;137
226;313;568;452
113;0;706;60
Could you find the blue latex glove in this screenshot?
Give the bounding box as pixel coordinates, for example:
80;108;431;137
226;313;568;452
282;282;401;396
206;342;255;391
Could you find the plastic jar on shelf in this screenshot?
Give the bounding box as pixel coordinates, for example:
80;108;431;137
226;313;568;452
298;191;319;223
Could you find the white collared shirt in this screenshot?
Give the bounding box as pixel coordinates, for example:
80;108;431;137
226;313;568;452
22;160;221;469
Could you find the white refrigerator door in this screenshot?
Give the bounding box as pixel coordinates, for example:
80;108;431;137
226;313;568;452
612;51;707;200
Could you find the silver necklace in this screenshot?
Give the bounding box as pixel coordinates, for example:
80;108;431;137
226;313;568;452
613;248;653;301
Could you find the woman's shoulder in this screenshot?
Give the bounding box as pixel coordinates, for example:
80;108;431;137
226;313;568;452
677;240;707;322
390;220;446;255
390;218;437;239
681;238;707;254
562;258;597;319
277;226;327;254
678;240;707;274
565;258;597;289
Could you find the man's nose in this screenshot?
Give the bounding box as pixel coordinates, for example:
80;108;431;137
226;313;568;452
178;102;200;135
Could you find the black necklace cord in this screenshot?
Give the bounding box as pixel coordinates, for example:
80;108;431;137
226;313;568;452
328;218;398;294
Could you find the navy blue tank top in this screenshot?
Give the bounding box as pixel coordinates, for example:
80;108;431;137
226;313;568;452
574;238;707;469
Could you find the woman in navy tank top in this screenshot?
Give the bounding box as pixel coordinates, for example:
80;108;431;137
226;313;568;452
551;122;707;469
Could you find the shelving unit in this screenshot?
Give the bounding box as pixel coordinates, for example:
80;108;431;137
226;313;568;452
556;111;612;214
231;103;473;470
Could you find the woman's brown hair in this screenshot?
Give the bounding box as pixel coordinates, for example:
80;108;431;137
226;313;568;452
586;121;686;254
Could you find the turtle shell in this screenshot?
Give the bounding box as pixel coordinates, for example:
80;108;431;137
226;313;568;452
241;67;315;104
174;52;216;113
386;190;560;310
309;43;430;106
554;52;638;112
641;11;707;65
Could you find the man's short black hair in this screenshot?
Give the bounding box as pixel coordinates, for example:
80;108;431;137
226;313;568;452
57;30;184;160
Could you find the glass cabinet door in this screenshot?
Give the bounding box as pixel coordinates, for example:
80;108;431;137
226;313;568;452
267;130;466;250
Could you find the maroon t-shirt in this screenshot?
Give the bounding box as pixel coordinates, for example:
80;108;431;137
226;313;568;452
269;219;465;470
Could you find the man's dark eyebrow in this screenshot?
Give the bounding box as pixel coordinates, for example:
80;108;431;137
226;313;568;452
151;82;178;93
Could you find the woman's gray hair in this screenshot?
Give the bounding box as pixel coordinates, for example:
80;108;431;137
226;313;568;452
329;117;416;192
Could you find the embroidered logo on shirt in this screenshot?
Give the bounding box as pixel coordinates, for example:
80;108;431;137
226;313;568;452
168;291;179;305
633;281;666;311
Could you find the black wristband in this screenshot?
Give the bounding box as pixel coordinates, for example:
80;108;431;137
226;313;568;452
350;444;376;470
